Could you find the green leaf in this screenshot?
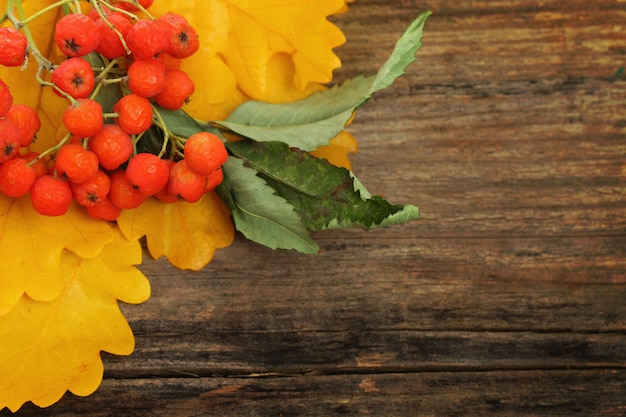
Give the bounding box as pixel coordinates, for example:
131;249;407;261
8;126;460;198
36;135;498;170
226;140;419;231
152;106;207;139
213;11;431;151
216;157;319;253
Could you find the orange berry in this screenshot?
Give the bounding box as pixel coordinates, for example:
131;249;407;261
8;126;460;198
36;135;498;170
0;79;13;117
85;196;122;221
127;59;166;98
0;157;37;197
63;98;104;138
114;94;153;135
109;169;146;209
71;169;111;207
30;175;73;216
5;104;41;147
0;120;21;163
167;159;206;203
89;124;133;170
125;153;170;196
154;69;194;110
54;143;99;184
184;132;228;175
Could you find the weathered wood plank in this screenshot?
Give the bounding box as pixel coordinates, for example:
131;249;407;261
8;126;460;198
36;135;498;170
5;0;626;414
7;370;626;416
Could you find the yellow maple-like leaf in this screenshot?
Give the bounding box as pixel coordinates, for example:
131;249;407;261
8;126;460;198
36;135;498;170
0;229;149;412
150;0;348;121
117;193;234;271
0;197;115;316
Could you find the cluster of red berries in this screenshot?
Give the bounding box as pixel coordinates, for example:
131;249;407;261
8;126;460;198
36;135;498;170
0;0;229;220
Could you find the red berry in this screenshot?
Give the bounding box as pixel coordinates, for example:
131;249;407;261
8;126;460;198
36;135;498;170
22;151;49;178
0;157;37;197
158;13;199;59
88;124;133;170
0;120;21;163
54;143;99;184
113;94;153;135
184;132;227;175
125;153;169;196
63;98;104;138
30;175;73;216
205;167;224;192
51;57;95;99
5;104;41;147
0;79;13;117
111;0;154;11
55;13;101;57
0;27;27;67
125;19;169;60
127;59;166;98
85;195;122;221
109;169;146;209
167;159;206;203
154;69;195;110
71;169;111;206
95;12;133;59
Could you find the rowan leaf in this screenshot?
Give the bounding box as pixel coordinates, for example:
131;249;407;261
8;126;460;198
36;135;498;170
226;140;419;232
217;157;319;254
214;11;431;151
0;197;115;316
116;194;235;271
0;230;149;413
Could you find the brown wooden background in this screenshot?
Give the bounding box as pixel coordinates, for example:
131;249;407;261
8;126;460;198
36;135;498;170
5;0;626;415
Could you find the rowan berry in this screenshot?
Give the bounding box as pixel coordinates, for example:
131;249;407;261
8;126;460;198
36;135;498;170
95;12;133;59
153;159;177;203
184;132;228;175
30;175;73;216
0;79;13;118
111;0;155;11
22;151;49;178
205;167;224;192
85;195;122;221
55;13;101;57
125;152;169;196
109;169;146;209
88;124;133;170
125;19;169;60
5;104;41;147
127;59;166;98
154;69;195;110
54;143;99;184
0;27;27;67
0;157;37;197
51;57;95;99
63;98;104;138
158;13;199;59
0;120;21;163
71;169;111;207
167;159;206;203
113;94;153;135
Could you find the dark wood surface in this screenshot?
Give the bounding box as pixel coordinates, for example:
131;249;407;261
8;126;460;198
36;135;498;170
6;0;626;415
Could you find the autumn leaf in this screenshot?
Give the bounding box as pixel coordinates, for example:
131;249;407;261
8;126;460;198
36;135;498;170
116;194;235;271
0;197;115;316
149;0;349;122
0;230;150;413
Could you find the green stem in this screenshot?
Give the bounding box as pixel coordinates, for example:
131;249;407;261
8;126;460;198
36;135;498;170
151;106;171;158
29;132;72;166
15;0;72;27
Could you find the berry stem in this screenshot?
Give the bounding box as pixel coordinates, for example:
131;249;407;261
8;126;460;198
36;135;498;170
15;0;74;27
151;105;171;158
90;0;132;54
28;132;72;166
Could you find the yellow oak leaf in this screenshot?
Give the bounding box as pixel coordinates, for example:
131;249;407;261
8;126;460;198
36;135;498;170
116;193;235;271
0;229;149;413
150;0;349;121
0;196;115;316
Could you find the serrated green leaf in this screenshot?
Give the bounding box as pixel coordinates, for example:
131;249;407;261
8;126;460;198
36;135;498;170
213;11;431;150
216;157;319;253
226;140;419;231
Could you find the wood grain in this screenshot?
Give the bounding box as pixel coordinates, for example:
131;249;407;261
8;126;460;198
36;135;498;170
4;0;626;415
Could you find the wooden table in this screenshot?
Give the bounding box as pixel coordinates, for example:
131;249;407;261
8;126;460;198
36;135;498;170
6;0;626;415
